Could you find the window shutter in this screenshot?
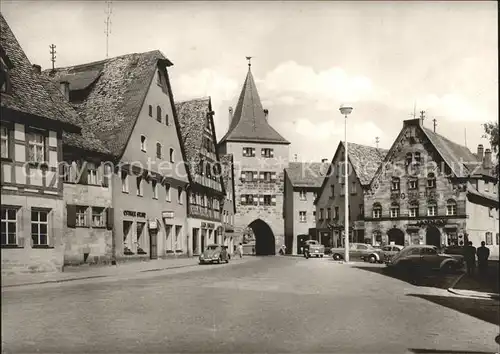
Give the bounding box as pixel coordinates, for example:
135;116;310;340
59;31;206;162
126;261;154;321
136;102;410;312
260;173;265;180
8;126;14;159
271;196;277;206
271;172;277;180
44;135;49;164
106;208;114;230
270;150;274;157
241;196;246;203
79;161;88;185
241;172;246;180
67;204;76;228
259;196;264;203
252;148;255;156
102;164;110;187
261;149;265;156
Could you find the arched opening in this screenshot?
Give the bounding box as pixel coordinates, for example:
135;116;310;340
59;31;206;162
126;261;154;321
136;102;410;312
426;226;441;248
248;219;275;256
387;228;404;246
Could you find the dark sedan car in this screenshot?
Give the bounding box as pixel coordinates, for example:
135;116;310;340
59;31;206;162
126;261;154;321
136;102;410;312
386;245;464;273
199;244;230;265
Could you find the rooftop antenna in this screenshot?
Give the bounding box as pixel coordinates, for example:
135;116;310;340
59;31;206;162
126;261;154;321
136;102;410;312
464;128;468;148
246;56;252;68
49;44;56;70
419;110;426;124
432;118;437;133
294;154;297;162
408;102;417;119
105;1;112;58
375;137;380;148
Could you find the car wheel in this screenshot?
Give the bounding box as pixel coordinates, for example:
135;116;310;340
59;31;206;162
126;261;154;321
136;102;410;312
320;255;324;258
369;255;377;263
441;262;455;273
217;257;222;264
333;253;342;261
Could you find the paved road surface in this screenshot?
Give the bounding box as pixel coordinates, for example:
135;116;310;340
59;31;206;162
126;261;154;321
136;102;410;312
2;257;499;353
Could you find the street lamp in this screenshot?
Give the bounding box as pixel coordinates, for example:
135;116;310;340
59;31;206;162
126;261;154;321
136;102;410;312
339;105;353;262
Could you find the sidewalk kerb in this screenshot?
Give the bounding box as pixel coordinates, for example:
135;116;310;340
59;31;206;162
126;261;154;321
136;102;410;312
447;288;500;300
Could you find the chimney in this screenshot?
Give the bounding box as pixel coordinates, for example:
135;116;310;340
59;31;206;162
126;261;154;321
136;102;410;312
59;81;70;101
477;144;484;160
228;106;233;128
483;148;492;169
32;64;41;73
263;109;269;121
321;158;328;163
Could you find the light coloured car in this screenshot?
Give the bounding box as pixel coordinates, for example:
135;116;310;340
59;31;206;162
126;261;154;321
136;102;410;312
304;240;325;257
199;244;229;265
331;243;381;261
363;245;404;263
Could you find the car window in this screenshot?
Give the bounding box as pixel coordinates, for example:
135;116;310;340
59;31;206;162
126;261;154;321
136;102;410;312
382;246;392;251
422;248;438;255
357;245;368;250
406;248;421;255
393;247;401;252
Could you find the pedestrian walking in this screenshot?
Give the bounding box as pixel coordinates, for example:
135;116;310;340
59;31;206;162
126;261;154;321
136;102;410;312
238;243;243;258
476;241;490;277
464;241;476;275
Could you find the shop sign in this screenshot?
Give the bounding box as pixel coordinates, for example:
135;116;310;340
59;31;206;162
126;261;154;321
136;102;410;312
124;210;146;218
207;223;215;229
390;191;437;201
162;211;174;219
149;220;158;229
414;219;446;228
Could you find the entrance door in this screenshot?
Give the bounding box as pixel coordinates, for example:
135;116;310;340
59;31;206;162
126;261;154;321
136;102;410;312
426;226;441;248
150;230;158;259
192;228;199;255
201;229;206;252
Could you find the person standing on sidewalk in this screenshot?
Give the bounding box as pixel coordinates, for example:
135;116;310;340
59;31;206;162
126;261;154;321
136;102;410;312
464;241;476;275
476;241;490;277
238;243;244;258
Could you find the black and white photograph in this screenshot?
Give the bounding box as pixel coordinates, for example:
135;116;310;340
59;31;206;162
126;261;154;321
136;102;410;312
1;1;498;353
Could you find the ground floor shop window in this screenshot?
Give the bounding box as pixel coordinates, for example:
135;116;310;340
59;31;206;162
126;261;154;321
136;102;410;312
446;230;458;246
136;222;147;254
123;221;133;255
175;225;182;251
485;232;493;245
1;208;18;246
373;231;382;246
31;210;49;246
408;231;420;245
165;224;173;252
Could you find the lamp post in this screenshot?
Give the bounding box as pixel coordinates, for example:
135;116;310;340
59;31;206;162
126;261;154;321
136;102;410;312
339;105;353;262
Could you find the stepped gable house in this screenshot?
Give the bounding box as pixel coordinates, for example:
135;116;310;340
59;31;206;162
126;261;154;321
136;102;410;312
1;13;81;274
217;62;290;256
314;142;387;248
364;117;499;257
220;153;237;253
284;161;328;255
175;97;226;256
48;50;191;262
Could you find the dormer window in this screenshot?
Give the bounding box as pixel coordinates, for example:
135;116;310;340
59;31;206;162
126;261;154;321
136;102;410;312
414;152;421;163
427;172;436;189
405;153;412;165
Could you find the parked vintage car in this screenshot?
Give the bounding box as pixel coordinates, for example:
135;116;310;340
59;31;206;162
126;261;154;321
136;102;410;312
362;245;404;263
304;240;325;257
331;243;381;261
199;244;230;264
385;245;464;273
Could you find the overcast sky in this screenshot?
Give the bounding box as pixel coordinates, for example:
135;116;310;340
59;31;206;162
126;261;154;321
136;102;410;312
2;1;497;162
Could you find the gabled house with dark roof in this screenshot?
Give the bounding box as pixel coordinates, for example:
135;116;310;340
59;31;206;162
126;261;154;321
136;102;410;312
48;50;191;263
313;142;387;251
364;117;498;258
1;13;81;274
218;62;290;256
176;97;226;255
220;153;237;253
284;162;328;255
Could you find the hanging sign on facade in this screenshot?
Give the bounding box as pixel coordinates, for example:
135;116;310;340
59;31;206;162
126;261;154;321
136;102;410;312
162;211;174;219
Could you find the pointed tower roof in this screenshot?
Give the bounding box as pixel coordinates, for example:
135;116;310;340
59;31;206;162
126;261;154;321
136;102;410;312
219;64;290;145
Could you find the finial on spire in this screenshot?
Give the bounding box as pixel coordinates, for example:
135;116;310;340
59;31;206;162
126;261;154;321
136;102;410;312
246;56;252;68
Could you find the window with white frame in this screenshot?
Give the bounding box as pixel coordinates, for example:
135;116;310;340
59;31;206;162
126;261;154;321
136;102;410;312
152;180;158;199
165;183;171;202
409;201;419;218
169;148;175;163
1;208;17;246
31;210;49;246
121;170;129;193
414;152;421;163
261;148;274;158
28;132;45;162
372;203;382;218
427;173;436;188
299;190;307;201
391;177;400;191
242;147;255;157
76;206;88;227
299;211;306;222
327;208;332;219
427;201;437;216
92;207;105;227
136;176;143;196
0;126;8;159
87;162;98;185
140;135;147;152
485;232;493;245
390;203;400;218
177;187;183;204
408;178;418;190
446;199;457;216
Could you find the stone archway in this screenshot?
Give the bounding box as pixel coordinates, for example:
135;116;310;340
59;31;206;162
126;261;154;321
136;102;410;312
248;219;276;256
426;226;441;248
387;228;405;246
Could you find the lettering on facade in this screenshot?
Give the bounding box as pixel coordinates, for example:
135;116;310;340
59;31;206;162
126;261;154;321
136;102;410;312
408;219;447;228
148;220;158;229
390;191;437;201
162;211;174;219
123;210;146;218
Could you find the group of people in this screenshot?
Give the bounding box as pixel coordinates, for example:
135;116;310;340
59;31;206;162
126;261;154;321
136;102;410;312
464;241;491;276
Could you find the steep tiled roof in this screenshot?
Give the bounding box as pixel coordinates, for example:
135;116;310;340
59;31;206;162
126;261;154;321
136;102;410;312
219;67;289;145
343;142;388;185
46;50;173;158
175;97;211;176
422;127;479;178
286;162;329;188
0;13;80;131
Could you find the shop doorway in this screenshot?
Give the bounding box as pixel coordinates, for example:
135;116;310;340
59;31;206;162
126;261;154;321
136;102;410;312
426;226;441;248
387;228;405;246
201;229;206;252
149;229;158;259
192;228;199;255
